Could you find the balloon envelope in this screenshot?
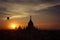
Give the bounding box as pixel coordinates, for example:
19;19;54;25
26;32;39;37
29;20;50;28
7;17;9;20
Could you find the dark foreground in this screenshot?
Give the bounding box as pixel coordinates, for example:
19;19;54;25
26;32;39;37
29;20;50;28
0;29;60;40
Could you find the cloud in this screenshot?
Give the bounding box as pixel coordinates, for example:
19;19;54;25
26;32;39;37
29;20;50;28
0;0;60;20
36;5;60;15
0;0;60;4
0;3;11;20
0;6;7;17
34;5;60;23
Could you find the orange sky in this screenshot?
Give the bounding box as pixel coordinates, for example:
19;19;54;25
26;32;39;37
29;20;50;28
0;16;60;30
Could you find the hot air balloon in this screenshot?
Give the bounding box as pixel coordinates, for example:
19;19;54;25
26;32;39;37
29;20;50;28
7;17;9;20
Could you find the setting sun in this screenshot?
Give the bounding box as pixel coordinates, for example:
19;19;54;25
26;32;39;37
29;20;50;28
10;24;16;29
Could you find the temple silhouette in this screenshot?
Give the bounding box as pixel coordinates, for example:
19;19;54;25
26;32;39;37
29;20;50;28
27;16;34;29
0;16;60;40
24;16;39;32
17;16;40;40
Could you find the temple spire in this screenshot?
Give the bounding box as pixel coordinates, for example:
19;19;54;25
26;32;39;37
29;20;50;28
30;16;32;21
30;16;31;19
28;16;34;27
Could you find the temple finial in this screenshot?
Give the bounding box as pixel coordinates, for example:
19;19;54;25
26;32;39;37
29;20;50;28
30;16;31;20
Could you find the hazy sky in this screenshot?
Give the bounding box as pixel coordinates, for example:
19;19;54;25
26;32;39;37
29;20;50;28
0;0;60;29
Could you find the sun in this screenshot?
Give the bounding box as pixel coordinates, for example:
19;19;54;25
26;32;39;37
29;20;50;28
11;24;16;29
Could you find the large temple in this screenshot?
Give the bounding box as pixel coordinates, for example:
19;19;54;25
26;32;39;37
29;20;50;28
26;16;38;32
17;16;41;40
18;16;38;31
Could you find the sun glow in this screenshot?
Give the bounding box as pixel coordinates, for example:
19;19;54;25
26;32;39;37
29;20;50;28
11;24;16;29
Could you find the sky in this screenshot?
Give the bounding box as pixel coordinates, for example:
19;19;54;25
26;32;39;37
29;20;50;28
0;0;60;30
